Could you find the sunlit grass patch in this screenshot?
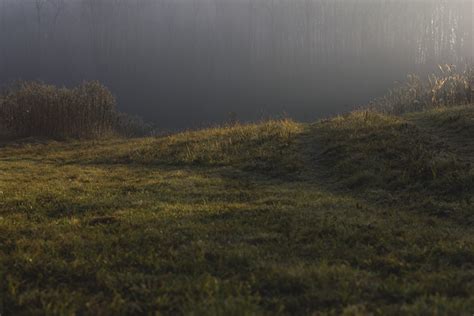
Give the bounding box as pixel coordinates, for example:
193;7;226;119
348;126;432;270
114;119;305;172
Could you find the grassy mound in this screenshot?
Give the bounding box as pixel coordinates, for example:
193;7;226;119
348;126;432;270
408;106;474;141
0;106;473;315
0;119;304;177
314;106;473;218
112;119;304;173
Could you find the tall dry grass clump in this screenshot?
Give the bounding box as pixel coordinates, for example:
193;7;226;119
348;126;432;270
369;64;473;115
0;81;116;138
0;81;153;139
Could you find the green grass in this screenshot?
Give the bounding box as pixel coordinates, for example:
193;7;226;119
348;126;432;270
0;106;473;315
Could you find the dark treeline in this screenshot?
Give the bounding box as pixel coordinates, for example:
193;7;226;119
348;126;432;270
0;0;472;129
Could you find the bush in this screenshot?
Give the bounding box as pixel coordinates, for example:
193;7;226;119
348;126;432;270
115;112;156;138
0;81;121;139
368;64;473;115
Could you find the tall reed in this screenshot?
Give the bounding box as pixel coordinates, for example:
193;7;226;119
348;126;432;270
0;81;150;139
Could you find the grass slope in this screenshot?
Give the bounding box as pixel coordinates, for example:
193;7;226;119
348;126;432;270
0;106;473;315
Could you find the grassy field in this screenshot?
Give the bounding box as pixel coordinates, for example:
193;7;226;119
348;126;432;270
0;105;473;315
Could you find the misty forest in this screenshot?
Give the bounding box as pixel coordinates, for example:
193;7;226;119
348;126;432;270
0;0;473;315
1;0;472;128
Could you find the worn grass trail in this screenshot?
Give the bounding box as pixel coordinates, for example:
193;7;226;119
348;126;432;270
0;106;473;315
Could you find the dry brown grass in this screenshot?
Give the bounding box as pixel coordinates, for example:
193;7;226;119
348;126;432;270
368;64;473;115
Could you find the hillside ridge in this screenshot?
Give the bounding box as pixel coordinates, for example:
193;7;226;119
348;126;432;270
0;105;473;315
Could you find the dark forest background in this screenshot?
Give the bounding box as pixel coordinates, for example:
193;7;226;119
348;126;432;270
0;0;472;129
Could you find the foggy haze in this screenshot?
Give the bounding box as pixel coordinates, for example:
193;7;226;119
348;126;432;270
0;0;472;129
